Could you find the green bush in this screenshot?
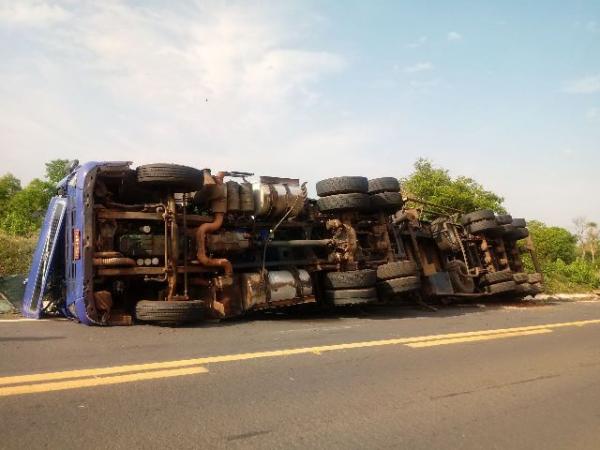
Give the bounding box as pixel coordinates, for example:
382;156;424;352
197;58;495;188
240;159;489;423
0;231;38;276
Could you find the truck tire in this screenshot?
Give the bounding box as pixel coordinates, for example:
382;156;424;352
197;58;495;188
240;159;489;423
377;260;417;280
460;209;495;226
513;272;529;284
496;214;513;225
317;193;370;213
467;219;501;235
512;218;527;228
370;192;403;212
487;280;517;294
480;270;513;285
367;177;400;194
316;176;368;197
530;282;543;294
505;227;529;240
135;300;204;323
528;273;543;284
447;260;475;293
377;275;421;298
136;164;203;192
324;269;376;289
515;282;532;294
325;288;378;305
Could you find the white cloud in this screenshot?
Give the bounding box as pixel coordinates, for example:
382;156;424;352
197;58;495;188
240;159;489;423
403;62;434;73
0;2;382;185
563;75;600;94
405;36;427;49
0;1;70;26
447;31;462;41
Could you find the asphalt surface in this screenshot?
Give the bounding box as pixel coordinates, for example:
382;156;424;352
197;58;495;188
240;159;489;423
1;298;600;449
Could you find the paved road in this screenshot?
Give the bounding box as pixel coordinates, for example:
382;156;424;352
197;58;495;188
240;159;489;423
1;298;600;449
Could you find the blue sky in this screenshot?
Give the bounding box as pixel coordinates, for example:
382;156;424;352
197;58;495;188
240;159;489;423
0;1;599;227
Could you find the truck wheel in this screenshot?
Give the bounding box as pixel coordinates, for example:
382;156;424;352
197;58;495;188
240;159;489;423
511;218;527;228
367;177;400;194
325;288;378;305
135;300;204;324
487;280;517;294
317;193;370;213
370;192;404;212
446;260;475;293
377;275;421;298
513;272;529;284
515;282;532;294
460;209;495;226
530;282;543;294
528;273;542;284
480;270;513;285
496;214;513;225
467;218;501;235
316;176;368;197
324;269;376;289
136;164;203;192
377;261;417;280
505;227;529;241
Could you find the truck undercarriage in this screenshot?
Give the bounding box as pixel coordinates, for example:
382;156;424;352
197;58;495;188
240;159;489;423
22;161;543;325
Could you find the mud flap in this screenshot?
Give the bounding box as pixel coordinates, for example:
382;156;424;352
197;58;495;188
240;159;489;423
22;197;67;318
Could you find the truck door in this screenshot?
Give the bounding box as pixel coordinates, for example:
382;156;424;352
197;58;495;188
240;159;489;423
22;197;67;319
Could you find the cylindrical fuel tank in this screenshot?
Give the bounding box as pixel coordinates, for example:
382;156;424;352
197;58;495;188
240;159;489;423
226;180;241;212
253;183;304;219
240;182;255;213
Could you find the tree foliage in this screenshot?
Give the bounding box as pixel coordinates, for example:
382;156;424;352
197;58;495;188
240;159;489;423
528;220;577;264
401;158;505;214
0;159;69;236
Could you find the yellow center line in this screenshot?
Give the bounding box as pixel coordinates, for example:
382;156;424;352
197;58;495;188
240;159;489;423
1;318;599;397
0;367;208;397
406;328;553;348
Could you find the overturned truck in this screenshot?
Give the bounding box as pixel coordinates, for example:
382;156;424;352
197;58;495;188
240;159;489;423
22;162;543;325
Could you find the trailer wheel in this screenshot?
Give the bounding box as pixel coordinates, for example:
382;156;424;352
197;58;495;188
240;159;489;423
528;273;543;284
376;260;417;280
317;193;371;213
325;288;378;305
505;227;529;241
513;272;529;284
487;280;517;294
136;163;203;192
135;300;204;324
460;209;495;226
496;214;513;225
316;176;368;197
467;218;501;235
480;270;513;285
370;192;404;212
367;177;400;194
324;269;376;289
446;260;475;293
512;218;527;228
515;282;532;294
377;275;421;298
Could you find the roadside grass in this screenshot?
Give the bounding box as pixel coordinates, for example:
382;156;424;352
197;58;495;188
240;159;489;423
0;231;37;276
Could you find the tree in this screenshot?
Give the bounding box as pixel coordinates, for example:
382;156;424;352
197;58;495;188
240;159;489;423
0;174;22;207
528;220;577;265
44;159;71;184
0;179;54;236
584;222;599;263
401;158;505;214
572;216;587;259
